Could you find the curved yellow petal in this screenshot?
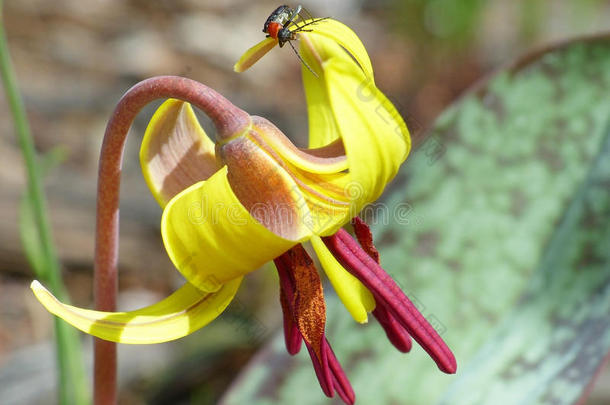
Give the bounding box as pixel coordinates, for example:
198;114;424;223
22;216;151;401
30;278;241;344
162;166;304;292
235;17;410;227
310;235;375;323
234;37;278;73
298;34;341;149
239;121;354;236
299;31;410;210
220;132;317;240
286;167;352;236
298;23;376;149
252;116;348;174
140;99;220;207
324;55;410;210
301;19;373;79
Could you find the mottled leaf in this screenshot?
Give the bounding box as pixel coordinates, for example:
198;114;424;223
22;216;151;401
220;37;610;405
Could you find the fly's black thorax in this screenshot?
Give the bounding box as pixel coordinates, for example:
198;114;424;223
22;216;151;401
278;28;297;47
263;5;292;33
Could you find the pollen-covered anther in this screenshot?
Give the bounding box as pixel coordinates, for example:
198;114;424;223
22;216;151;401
275;245;355;404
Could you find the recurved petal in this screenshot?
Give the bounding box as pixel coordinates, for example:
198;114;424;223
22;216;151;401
299;34;341;149
140;99;221;207
233;119;352;236
302;19;373;79
30;278;241;344
219;133;316;241
234;37;277;73
162;166;303;292
251;116;347;174
298;30;410;208
324;55;410;209
311;235;375;323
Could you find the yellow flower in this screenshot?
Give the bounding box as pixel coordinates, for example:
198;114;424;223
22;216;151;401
32;15;454;404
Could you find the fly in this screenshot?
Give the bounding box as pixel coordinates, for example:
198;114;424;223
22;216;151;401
263;5;329;77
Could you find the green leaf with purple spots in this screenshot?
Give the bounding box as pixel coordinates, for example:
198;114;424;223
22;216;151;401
220;36;610;405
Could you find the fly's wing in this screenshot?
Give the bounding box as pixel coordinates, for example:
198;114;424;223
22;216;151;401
284;5;302;27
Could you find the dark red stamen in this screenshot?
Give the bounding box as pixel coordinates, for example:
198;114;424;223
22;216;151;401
325;339;356;405
323;230;457;374
280;287;303;355
305;340;334;397
275;255;303;355
276;254;332;395
303;339;355;403
372;301;413;353
274;246;355;404
351;217;413;353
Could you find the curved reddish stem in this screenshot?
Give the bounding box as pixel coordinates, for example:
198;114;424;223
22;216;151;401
93;76;249;405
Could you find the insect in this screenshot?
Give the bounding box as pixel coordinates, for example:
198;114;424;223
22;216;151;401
262;5;329;76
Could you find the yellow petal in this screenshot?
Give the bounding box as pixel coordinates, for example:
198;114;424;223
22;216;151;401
140;99;220;207
219;133;316;240
238;120;353;236
30;278;241;344
235;17;409;227
234;37;278;73
299;34;341;149
299;31;410;210
310;235;375;323
301;19;373;79
252;116;348;174
162;166;304;292
324;55;410;210
286;168;352;236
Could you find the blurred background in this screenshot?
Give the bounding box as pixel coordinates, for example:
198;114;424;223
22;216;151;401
1;0;610;403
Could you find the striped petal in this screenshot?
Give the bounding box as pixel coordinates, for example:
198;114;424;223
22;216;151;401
300;31;411;209
234;19;409;213
30;278;241;344
299;34;341;149
140;99;220;207
252;116;347;174
161;166;306;291
302;19;374;79
324;54;410;209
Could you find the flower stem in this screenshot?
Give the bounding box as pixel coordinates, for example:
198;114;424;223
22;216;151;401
94;76;250;404
0;4;89;405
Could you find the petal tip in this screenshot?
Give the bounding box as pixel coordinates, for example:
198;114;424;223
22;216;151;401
234;38;277;73
30;280;61;318
30;280;51;302
356;316;368;324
